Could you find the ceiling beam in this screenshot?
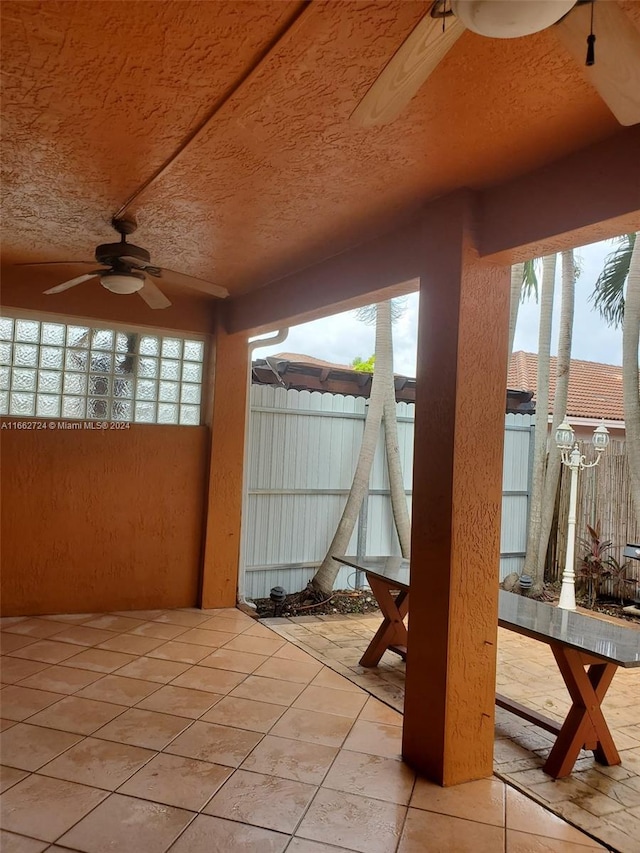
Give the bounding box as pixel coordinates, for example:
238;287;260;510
479;126;640;262
223;130;640;335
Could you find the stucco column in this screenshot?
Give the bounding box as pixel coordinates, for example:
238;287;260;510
201;317;249;608
402;193;510;785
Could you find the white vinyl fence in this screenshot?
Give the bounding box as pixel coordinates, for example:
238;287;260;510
243;385;534;599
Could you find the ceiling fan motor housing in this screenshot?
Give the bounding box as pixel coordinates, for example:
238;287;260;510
95;241;151;267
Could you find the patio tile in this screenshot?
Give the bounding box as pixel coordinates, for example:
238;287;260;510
165;720;262;767
112;656;190;683
169;665;246;694
92;707;191;750
297;787;406;853
287;841;351;853
83;615;146;633
136;684;222;718
130;622;189;640
200;613;256;632
198;647;268;673
51;626;118;647
39;737;154;790
358;695;403;726
244;621;283;639
173;628;237;648
0;723;82;770
8;640;79;664
0;831;49;852
322;750;415;805
0;686;65;721
505;829;607;851
57;793;193;853
96;633;165;656
167;814;289;853
310;667;364;693
241;734;338;785
27;696;127;735
204;768;316;833
506;787;603;846
201;695;286;733
230;674;306;706
0;766;28;793
292;684;367;718
110;609;167;620
74;674;160;705
397;807;504;853
15;665;102;695
146;640;212;664
119;752;231;810
253;657;323;685
272;643;320;663
270;707;353;748
342;718;403;760
153;610;213;627
0;658;48;685
225;634;286;656
2;619;67;640
410;776;505;826
1;634;37;654
40;613;98;624
0;774;107;842
58;648;137;673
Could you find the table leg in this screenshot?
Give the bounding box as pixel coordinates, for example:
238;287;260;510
359;576;409;667
544;646;619;779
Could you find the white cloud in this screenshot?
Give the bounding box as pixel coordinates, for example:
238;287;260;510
253;240;623;376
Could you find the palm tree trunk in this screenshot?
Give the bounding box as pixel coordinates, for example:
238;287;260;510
311;303;389;597
537;249;575;581
523;254;556;593
623;234;640;521
381;330;411;557
509;262;525;357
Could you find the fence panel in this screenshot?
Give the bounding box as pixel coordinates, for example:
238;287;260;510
245;386;535;597
549;439;639;598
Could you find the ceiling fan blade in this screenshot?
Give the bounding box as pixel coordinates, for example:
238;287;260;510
150;267;229;299
16;260;96;267
554;1;640;126
351;11;465;127
139;276;171;309
43;271;104;294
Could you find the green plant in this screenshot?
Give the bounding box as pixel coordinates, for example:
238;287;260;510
578;524;633;608
351;354;376;372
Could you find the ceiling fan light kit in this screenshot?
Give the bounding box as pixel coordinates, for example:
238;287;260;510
450;0;576;39
100;271;145;295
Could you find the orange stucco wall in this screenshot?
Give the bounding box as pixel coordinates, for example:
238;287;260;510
0;422;209;616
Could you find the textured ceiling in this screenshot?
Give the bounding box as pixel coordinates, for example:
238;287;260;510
2;0;638;303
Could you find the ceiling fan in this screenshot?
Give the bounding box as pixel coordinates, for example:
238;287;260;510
17;218;229;309
352;0;640;127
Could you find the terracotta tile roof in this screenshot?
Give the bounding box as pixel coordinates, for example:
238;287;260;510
508;351;624;421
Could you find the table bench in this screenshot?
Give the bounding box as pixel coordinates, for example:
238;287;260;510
334;555;640;779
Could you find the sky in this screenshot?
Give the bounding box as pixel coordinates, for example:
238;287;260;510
252;238;624;375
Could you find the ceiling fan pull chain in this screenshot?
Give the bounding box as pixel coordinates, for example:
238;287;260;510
586;1;596;66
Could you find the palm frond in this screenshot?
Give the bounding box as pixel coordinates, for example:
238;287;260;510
589;233;636;329
520;259;539;303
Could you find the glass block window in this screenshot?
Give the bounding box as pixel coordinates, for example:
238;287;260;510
0;316;204;425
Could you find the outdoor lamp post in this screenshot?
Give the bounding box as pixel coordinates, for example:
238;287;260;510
555;421;610;611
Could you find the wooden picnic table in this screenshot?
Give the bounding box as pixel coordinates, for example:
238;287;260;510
334;555;640;779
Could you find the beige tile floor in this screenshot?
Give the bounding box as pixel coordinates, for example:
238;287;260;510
265;611;640;853
0;607;618;852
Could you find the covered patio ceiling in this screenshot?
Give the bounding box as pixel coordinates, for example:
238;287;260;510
2;0;639;321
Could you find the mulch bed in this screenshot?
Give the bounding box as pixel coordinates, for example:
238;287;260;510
254;587;381;619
